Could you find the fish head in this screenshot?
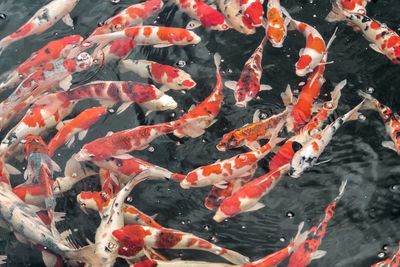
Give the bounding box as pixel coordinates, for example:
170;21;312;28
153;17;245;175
289;145;315;178
60;35;84;58
180;172;201;189
338;0;367;15
295;54;314;77
23;135;47;156
75;52;93;72
213;209;228;222
216;132;245;151
75;148;95;162
243;2;264;27
77;191;110;213
141;94;177;111
175;72;196;90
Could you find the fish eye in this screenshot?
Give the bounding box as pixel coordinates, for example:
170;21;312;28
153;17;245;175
80;202;86;207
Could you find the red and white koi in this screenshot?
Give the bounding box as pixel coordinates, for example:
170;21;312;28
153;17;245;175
265;0;288;48
289;100;364;178
225;36;272;108
283;8;330;76
75;122;176;162
0;0;79;55
326;3;400;64
172;53;223;138
335;0;369;15
112;224;249;264
287;180;347;267
0;35;83;93
218;0;256;35
213;164;289;222
66;81;177;114
240;0;264;27
372;242;400;267
119;59;196;92
48;106;108;157
358;91;400;155
180;121;284;189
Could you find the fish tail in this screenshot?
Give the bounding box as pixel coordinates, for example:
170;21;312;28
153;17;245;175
266;119;286;149
281;84;294;106
220;248;250;265
325;2;347;22
0;37;12;56
65;244;102;267
344;100;365;122
290;221;308;253
148;166;173;181
334;179;348;202
357;90;378;110
326;26;339;50
214;53;221;72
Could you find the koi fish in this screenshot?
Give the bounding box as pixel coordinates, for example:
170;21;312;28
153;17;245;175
0;92;76;155
213;164;289;222
96;39;137;64
75;122;176;162
85;26;201;55
172;53;223;138
0;35;83;93
180;122;284;189
91;0;164;36
225;36;272;107
94;156;185;184
240;0;264;27
119;59;196;92
0;183;101;266
0;0;79;55
289;100;364;178
287;180;347;267
335;0;369;15
53;155;97;195
282;8;331;76
326;3;400;64
358;90;400;154
112;225;249;264
173;0;230;31
48;106;108;156
218;0;256;35
371;242;400;267
66;81;177;114
265;0;288;48
0;52;93;130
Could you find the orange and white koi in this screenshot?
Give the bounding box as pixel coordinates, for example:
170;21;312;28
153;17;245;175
112;224;249;264
265;0;288;48
173;0;230;31
240;0;264;27
225;36;272;108
48;106;108;157
218;0;256;35
91;0;164;36
326;3;400;64
119;59;196;92
0;92;76;155
213;164;289;222
358;91;400;154
66;81;177;114
289;100;363;178
283;8;330;76
0;35;83;93
75;122;176;162
287;180;347;267
96;39;137;64
372;242;400;267
94;156;185;184
0;0;79;55
172;53;223;138
180;122;283;189
335;0;369;15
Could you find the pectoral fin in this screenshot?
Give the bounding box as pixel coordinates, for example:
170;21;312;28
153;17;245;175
59;75;72;91
245;202;265;212
311;250;327;260
260;84;272;91
62;14;74;28
245;141;261;151
382;141;397;152
224;80;237;90
369;44;384;54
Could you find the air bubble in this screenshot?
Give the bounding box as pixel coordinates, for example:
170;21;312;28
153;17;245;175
210;235;218;242
73;228;78;232
176;60;186;68
180;90;186;94
170;112;176;118
241;225;246;229
111;0;120;3
390;184;400;193
148;146;155;152
293;89;299;95
367;87;375;94
358;114;366;121
203;225;211;231
227;68;233;73
181;221;186;225
0;13;6;20
279;237;286;242
378;252;386;258
298;82;306;86
202;139;207;143
286;211;295;218
126;196;133;202
260;113;268;120
176;141;181;146
382;244;389;251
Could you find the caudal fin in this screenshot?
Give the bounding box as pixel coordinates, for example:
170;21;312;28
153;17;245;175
214;53;221;72
334;179;348;202
220;248;249;265
290;221;309;253
325;3;347;22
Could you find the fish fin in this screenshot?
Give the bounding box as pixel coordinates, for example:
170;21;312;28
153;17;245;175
55;121;65;131
214;53;221;72
310;250;327;260
59;75;72;91
62;14;74;29
42;250;59;267
186;20;202;30
382;141;397;152
326;27;338;50
53;212;66;222
369;43;384;54
153;44;173;48
117;102;132;115
5;164;21;175
245;202;265;212
78;129;88;141
346;101;365;121
253;109;261;122
357;90;376;110
246;141;261;151
51;160;62;173
66;135;76;148
113;154;134;160
224;80;237;90
118;59;134;73
106;131;114;137
325;3;346;22
188;104;196;112
281;84;294;106
298;48;304;56
159;85;170;92
314;158;331;166
209;119;218;127
66;244;102;266
290;221;309;252
99;99;116;107
213;181;228;189
260;84;272;91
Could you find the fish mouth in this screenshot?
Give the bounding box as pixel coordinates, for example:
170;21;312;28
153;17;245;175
179;181;191;189
288;167;301;178
216;144;226;151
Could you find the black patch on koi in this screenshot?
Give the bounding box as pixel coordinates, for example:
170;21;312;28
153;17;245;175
44;48;51;54
292;141;303;152
37;8;50;22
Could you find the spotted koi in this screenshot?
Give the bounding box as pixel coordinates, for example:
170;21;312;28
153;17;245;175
218;0;256;35
240;0;264;27
265;0;288;48
335;0;369;15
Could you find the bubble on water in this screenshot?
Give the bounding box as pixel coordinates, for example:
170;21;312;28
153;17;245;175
181;221;186;225
293;89;299;95
286;54;291;58
176;60;186;68
382;244;389;251
148;146;155;152
202;139;207;143
180;90;186;94
53;32;59;36
111;0;120;3
176;141;181;146
203;225;211;231
286;211;295;218
221;59;224;62
57;153;61;156
97;22;104;27
260;112;268;120
378;252;386;258
126;196;133;202
170;112;176;118
22;167;26;170
313;14;317;18
367;87;375;94
73;228;78;232
187;219;191;224
0;13;6;20
43;247;47;250
108;108;115;113
279;237;286;242
227;68;233;73
241;225;246;229
298;81;306;86
358;114;366;121
390;184;400;193
209;235;218;243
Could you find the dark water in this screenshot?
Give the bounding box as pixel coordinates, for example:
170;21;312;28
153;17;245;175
0;0;399;266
